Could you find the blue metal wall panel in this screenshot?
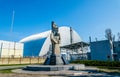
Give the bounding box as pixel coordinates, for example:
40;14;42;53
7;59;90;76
90;40;112;61
23;38;46;57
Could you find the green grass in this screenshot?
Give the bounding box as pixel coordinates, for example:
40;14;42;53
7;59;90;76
97;66;120;70
0;69;13;73
97;66;120;75
0;64;41;66
70;60;120;67
0;64;43;73
0;63;44;66
71;60;120;75
0;64;29;73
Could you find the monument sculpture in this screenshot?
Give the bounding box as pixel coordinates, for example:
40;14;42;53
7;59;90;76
44;21;68;65
14;21;85;73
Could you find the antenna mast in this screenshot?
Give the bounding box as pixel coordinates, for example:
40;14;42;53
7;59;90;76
10;10;15;33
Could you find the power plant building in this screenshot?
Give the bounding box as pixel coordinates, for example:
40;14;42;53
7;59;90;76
90;40;113;61
0;26;89;60
20;27;82;57
90;40;120;61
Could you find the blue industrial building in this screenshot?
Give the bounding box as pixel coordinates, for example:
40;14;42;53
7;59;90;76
90;40;120;61
90;40;113;61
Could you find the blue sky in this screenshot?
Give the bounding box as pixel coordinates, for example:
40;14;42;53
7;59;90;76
0;0;120;42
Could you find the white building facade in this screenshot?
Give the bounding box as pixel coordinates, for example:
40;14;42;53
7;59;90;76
0;40;23;58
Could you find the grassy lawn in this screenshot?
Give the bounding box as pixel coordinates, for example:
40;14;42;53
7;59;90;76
0;63;43;66
0;69;13;73
97;66;120;70
0;64;29;66
71;60;120;75
97;66;120;75
0;64;42;73
0;64;30;73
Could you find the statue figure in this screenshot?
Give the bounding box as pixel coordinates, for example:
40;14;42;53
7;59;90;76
44;21;68;65
50;21;61;55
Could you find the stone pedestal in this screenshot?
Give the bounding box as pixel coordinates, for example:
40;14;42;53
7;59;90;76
23;64;85;71
44;54;68;65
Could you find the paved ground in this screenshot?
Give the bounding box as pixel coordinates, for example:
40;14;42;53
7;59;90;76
12;66;120;77
0;66;120;77
0;73;51;77
0;72;119;77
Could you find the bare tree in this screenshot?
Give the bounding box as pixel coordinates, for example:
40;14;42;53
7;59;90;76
105;28;113;41
113;35;115;42
117;32;120;41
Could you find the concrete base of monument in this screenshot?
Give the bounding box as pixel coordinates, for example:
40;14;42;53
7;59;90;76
22;64;85;71
13;66;116;76
44;54;69;65
12;64;88;76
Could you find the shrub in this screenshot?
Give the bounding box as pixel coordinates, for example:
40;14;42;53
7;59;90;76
70;60;120;67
